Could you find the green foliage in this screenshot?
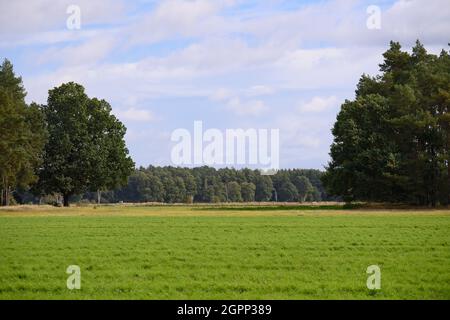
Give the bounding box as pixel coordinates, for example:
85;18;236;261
88;98;134;196
294;176;314;202
108;166;327;204
0;59;46;206
277;180;299;202
226;181;242;202
324;41;450;206
35;82;134;206
119;171;164;202
240;182;256;202
255;175;273;201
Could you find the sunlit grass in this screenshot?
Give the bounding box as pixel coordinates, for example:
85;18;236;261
0;205;449;299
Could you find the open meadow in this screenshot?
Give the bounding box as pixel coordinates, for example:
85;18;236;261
0;204;449;299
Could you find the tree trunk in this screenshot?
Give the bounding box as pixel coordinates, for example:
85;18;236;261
1;178;10;206
5;187;9;206
448;156;450;207
63;194;70;207
224;184;229;202
97;189;101;204
1;177;5;206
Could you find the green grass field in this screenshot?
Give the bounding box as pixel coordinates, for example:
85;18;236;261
0;205;449;299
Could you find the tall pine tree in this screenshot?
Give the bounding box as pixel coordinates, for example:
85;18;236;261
323;41;450;206
0;59;46;206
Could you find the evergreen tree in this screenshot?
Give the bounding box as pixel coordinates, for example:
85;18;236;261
323;41;450;206
0;59;46;206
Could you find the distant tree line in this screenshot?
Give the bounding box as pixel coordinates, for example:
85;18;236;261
17;166;332;205
81;166;332;204
323;41;450;206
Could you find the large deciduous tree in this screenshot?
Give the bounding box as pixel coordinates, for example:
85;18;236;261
87;98;135;204
323;41;450;206
36;82;134;206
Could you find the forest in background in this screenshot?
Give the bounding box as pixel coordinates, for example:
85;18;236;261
14;166;331;204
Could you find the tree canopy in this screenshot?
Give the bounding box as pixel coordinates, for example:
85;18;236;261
35;82;134;206
99;166;328;204
0;59;46;206
323;41;450;206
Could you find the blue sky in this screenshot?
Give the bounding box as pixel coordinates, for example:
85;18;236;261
1;0;449;169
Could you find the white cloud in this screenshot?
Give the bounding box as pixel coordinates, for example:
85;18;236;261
210;88;233;102
0;0;127;37
245;85;275;97
226;97;267;116
35;37;116;66
21;0;450;106
127;0;235;45
115;107;154;122
8;0;450;169
210;87;269;116
298;96;338;113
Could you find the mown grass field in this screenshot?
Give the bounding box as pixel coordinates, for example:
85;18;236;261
0;204;449;299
